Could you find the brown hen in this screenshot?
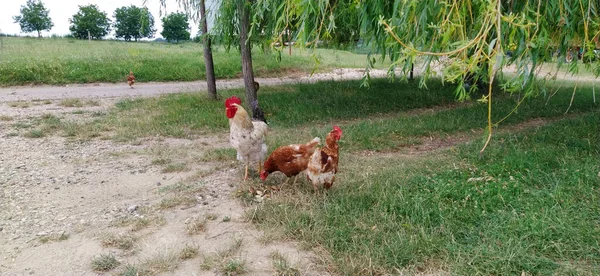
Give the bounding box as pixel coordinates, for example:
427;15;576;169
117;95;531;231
127;71;135;88
260;137;320;184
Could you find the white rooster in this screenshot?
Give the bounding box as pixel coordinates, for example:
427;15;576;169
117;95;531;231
225;96;268;180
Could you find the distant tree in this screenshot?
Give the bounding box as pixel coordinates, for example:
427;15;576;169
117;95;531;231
161;12;190;43
13;0;53;38
113;5;156;41
69;4;111;40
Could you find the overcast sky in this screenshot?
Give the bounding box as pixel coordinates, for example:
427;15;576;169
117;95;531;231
0;0;218;38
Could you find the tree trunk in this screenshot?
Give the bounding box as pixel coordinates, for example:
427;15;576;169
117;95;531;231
288;29;292;56
409;63;414;81
37;30;41;38
237;0;258;107
201;0;217;100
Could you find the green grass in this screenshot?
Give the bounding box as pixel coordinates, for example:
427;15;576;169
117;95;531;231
0;37;383;86
250;112;600;275
67;78;461;140
67;78;598;150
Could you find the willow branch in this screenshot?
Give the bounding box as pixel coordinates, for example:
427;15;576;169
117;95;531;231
479;0;503;156
380;19;486;57
565;82;578;114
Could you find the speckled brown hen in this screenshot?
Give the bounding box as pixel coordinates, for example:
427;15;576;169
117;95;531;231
306;126;342;192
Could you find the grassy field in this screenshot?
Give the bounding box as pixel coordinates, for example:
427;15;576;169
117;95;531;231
8;79;600;274
253;112;599;275
0;37;381;86
41;78;598;146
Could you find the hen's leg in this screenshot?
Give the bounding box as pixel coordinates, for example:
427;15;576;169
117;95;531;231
244;164;249;181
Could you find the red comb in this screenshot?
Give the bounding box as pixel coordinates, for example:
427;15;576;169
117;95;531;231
225;96;242;108
333;125;342;133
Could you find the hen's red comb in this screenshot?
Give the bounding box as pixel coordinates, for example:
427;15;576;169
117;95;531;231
333;125;342;133
225;96;242;108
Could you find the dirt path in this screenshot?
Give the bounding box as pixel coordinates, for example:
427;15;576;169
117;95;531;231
1;65;597;103
0;68;389;103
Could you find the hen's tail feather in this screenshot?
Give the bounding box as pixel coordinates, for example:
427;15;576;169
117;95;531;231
306;137;321;147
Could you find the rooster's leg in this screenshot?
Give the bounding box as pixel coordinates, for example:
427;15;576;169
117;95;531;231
244;165;249;181
292;175;299;186
257;162;261;174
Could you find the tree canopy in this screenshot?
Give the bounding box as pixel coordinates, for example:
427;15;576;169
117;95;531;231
264;0;600;93
13;0;53;38
114;5;156;41
251;0;600;153
69;4;111;40
161;12;191;43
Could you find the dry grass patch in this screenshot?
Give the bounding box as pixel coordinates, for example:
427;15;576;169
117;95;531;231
138;252;179;274
158;182;203;194
8;101;31;108
0;115;13;121
157;195;197;210
38;232;69;243
119;265;152;276
160;162;189;173
200;148;237;162
151;158;170;165
205;213;218;221
60;98;100;107
185;217;207;235
221;259;248;275
179;244;199;260
156;182;204;210
91;254;120;272
101;233;137;250
271;251;300;276
23;129;45;138
110;214;166;232
201;238;246;272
